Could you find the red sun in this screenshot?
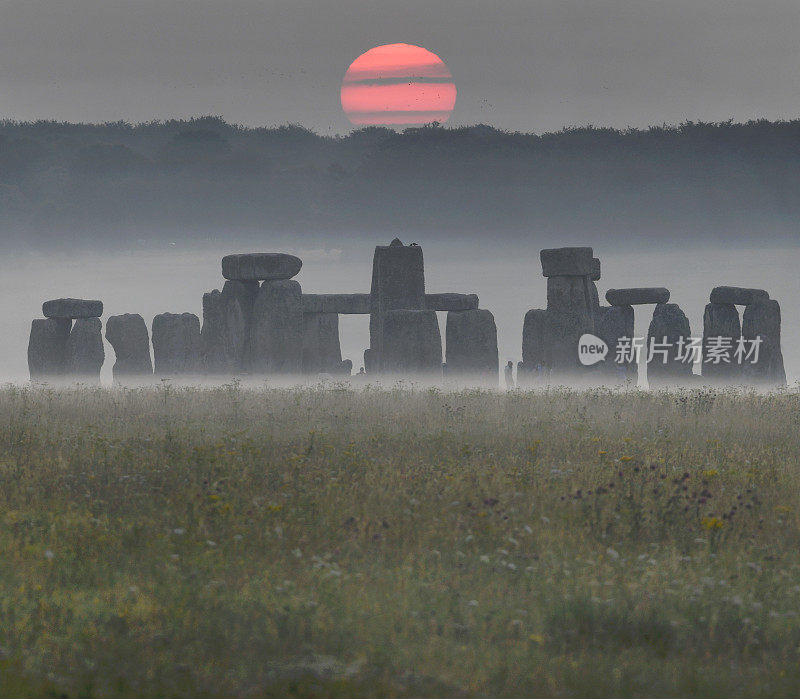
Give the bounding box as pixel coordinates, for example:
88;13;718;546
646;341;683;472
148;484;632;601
341;43;457;127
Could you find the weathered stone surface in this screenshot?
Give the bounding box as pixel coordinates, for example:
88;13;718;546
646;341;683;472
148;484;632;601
701;303;741;383
65;318;105;379
540;247;593;277
425;293;479;312
301;294;371;314
742;299;786;386
590;257;601;281
547;276;594;320
381;309;442;375
710;286;769;306
646;303;693;385
201;281;259;374
606;287;670;306
221;253;302;281
445;309;498;380
363;348;377;374
249;279;303;374
28;318;71;379
302;313;343;374
588;281;600;316
152;313;201;375
522;309;550;372
546;310;595;377
369;240;426;366
43;298;103;319
200;290;224;372
596;304;637;383
105;314;152;378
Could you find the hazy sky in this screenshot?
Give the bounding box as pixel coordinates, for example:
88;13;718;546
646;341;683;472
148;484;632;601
1;0;799;133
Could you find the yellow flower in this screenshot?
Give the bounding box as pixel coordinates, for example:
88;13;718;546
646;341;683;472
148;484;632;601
703;469;719;478
774;505;792;514
529;634;545;645
620;456;633;463
701;516;725;530
598;450;608;455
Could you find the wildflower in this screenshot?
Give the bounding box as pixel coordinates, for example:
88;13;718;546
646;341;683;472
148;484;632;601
703;469;719;478
529;634;545;645
598;450;608;455
620;456;633;463
44;549;54;560
468;600;479;607
701;516;725;530
606;548;620;560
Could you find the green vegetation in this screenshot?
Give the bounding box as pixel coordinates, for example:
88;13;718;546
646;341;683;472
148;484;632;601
1;384;800;695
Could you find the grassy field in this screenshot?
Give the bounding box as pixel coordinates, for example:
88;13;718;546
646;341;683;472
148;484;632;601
1;382;800;696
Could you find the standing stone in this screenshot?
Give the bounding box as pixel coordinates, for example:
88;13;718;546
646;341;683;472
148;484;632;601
445;309;498;381
249;279;303;374
28;318;71;379
105;314;153;379
369;239;426;370
590;258;601;281
381;309;442;375
646;303;693;386
742;299;786;386
152;313;201;376
65;318;105;380
200;289;225;373
701;303;741;383
546;310;594;379
588;281;600;317
302;312;344;374
596;304;636;383
201;280;259;374
522;309;550;375
547;276;594;328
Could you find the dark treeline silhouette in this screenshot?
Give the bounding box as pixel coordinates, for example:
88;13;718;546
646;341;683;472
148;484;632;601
1;116;799;249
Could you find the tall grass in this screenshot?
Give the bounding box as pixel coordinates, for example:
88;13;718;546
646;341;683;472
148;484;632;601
1;383;799;695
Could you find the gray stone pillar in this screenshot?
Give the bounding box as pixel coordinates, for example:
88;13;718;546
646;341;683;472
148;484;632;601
381;309;442;376
538;248;597;380
445;309;498;382
201;280;259;375
105;314;153;380
65;318;105;380
596;304;636;384
152;313;201;376
302;312;344;374
369;239;426;370
28;318;71;380
701;303;741;384
742;299;786;386
249;279;303;374
646;303;693;387
522;309;549;377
